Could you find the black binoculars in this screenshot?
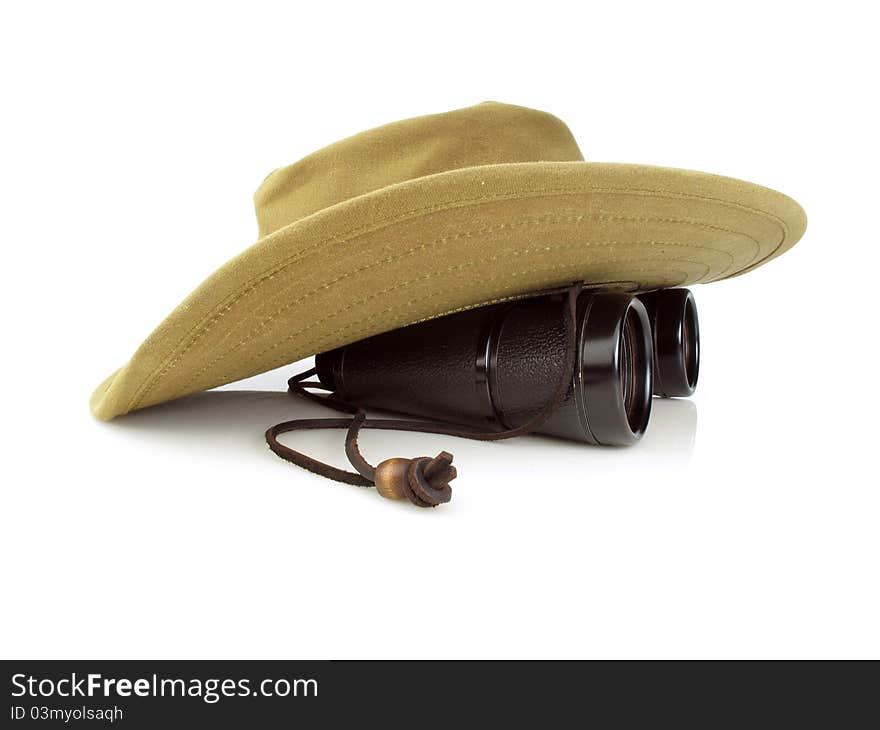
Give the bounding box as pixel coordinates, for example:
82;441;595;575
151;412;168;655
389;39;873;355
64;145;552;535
315;288;699;447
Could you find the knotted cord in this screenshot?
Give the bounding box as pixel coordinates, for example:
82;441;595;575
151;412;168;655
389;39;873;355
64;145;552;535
265;284;582;507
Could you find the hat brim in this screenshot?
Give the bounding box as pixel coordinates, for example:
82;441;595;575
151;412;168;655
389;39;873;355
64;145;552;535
91;161;806;419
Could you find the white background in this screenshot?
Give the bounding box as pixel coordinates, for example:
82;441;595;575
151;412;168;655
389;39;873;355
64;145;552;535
1;1;877;659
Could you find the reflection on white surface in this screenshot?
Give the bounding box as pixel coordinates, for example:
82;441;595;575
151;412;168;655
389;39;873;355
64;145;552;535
108;388;698;468
113;390;304;441
637;397;698;463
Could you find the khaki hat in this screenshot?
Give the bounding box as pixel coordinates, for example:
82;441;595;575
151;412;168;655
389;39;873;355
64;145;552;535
90;102;806;420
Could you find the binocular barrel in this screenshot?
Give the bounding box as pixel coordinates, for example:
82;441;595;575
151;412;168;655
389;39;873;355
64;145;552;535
640;288;700;398
316;290;656;446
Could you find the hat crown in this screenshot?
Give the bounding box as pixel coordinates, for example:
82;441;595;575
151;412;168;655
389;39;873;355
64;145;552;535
253;102;584;236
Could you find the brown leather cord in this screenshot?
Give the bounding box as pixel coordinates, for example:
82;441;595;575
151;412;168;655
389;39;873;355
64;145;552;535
265;283;583;507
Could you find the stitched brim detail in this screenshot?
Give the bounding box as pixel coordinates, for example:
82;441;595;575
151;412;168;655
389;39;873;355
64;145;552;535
90;161;806;419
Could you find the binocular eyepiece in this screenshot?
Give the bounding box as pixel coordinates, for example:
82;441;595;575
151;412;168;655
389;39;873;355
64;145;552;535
316;288;699;447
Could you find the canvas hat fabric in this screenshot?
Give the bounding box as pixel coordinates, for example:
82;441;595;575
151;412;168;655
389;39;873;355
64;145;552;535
90;102;806;420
